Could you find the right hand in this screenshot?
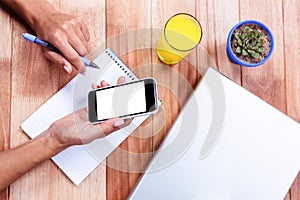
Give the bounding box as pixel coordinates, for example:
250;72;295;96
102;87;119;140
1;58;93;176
34;12;90;74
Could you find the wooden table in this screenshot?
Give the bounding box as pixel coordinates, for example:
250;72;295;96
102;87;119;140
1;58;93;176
1;0;299;199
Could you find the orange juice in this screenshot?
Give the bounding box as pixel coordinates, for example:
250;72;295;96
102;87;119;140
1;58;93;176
156;13;202;64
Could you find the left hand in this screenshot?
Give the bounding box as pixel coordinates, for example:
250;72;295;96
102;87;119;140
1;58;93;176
48;76;132;148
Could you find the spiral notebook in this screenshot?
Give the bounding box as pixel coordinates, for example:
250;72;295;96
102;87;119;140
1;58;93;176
21;48;149;185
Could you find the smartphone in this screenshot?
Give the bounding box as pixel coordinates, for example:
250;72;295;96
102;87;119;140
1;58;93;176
88;78;159;124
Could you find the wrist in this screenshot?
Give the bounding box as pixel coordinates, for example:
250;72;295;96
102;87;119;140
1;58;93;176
25;1;58;32
40;127;69;155
3;0;58;32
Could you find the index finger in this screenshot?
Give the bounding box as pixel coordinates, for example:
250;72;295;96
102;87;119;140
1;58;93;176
55;40;86;74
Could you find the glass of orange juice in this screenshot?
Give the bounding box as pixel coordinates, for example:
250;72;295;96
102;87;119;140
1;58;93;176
156;13;202;65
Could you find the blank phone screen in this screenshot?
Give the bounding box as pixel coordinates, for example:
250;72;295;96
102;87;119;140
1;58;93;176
96;82;146;120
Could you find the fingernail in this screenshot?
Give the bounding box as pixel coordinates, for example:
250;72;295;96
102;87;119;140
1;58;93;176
114;118;124;127
120;76;125;82
80;65;86;75
80;69;86;75
101;80;109;85
63;66;71;73
91;83;98;89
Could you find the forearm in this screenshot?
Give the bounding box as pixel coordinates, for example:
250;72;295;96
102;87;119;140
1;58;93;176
0;129;65;191
0;0;57;31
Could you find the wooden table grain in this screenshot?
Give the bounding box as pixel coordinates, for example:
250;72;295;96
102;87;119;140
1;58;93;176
0;0;299;199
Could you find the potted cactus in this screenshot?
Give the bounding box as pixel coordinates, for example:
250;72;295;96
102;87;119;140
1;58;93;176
226;20;274;67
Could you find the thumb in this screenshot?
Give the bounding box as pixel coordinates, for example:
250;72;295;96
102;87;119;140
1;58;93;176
98;118;125;136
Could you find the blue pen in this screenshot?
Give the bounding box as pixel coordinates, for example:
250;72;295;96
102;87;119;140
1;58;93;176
22;33;100;69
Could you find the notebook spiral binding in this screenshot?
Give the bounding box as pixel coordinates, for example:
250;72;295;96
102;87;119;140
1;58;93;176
105;49;137;81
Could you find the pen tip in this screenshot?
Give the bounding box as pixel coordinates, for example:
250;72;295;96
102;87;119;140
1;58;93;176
90;62;101;69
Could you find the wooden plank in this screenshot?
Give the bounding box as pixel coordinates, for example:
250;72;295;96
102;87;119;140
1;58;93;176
283;0;300;123
0;3;12;200
8;0;61;199
56;0;107;199
151;0;196;157
106;0;152;199
196;0;217;76
9;0;106;198
240;0;286;113
283;0;300;199
150;1;200;199
197;0;241;83
240;0;292;198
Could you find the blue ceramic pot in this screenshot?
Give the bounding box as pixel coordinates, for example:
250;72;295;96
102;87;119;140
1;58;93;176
226;20;274;67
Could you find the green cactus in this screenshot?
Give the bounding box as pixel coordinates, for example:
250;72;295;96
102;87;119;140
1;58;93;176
232;26;265;59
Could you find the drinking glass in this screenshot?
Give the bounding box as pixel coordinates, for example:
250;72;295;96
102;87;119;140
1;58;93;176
156;13;202;64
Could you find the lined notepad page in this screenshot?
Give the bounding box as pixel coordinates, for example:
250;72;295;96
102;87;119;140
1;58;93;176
21;49;149;185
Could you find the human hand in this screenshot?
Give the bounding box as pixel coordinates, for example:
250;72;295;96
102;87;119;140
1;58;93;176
34;12;90;74
48;76;132;148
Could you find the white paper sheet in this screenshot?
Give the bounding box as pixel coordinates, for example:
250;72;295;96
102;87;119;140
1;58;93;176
129;68;300;200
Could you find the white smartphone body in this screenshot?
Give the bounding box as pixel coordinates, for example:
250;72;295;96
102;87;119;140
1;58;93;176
88;78;159;124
